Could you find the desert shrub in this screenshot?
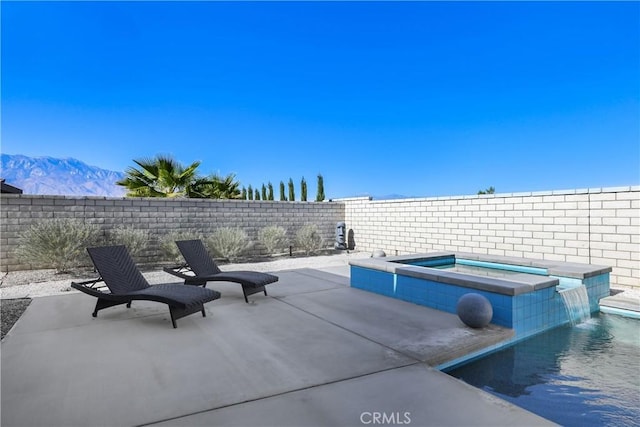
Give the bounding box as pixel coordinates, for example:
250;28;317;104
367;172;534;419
159;230;204;263
295;224;324;256
106;226;149;260
15;219;101;273
206;227;251;262
258;225;288;256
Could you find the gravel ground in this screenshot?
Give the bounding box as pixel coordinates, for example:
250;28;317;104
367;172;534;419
1;298;32;340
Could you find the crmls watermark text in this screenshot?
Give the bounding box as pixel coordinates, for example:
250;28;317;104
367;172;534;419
360;412;411;425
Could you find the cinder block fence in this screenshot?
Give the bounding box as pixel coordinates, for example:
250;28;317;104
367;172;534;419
0;196;344;271
1;186;638;290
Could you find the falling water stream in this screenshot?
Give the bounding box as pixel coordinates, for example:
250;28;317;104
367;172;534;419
558;285;591;325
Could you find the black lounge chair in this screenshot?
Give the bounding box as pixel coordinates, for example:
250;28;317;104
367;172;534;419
71;245;221;328
163;239;279;303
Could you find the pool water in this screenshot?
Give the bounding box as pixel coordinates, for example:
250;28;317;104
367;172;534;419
402;257;549;279
446;313;640;426
433;263;522;278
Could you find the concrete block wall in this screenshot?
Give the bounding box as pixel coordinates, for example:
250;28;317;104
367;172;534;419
2;187;638;289
343;187;640;290
0;195;345;271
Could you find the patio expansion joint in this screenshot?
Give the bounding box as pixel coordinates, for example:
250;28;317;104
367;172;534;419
273;285;347;300
272;296;425;364
284;268;350;286
137;362;424;427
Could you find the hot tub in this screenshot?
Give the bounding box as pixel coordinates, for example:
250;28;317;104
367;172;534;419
350;252;611;340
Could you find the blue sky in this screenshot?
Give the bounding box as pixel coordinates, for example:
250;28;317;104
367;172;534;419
2;1;639;199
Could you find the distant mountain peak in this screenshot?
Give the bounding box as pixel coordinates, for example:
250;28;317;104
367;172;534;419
1;154;126;197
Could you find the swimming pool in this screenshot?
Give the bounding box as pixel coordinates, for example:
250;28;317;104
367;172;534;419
446;313;640;426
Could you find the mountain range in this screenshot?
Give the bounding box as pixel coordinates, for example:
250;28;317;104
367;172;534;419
1;154;126;197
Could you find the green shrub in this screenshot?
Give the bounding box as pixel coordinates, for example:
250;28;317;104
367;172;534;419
258;225;288;256
15;219;102;273
106;226;149;260
207;227;251;262
159;230;204;263
295;224;324;255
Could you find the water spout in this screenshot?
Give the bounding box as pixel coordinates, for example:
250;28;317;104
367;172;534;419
558;285;590;325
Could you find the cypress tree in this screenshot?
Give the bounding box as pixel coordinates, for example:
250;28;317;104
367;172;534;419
247;185;253;200
301;177;307;201
279;181;286;201
261;184;267;200
241;187;247;200
288;178;295;201
267;182;274;200
254;189;260;200
316;174;325;201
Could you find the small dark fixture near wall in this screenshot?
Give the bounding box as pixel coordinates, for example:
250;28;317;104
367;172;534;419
347;229;356;250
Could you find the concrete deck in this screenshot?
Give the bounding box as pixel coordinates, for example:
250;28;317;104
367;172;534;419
1;265;555;427
600;291;640;318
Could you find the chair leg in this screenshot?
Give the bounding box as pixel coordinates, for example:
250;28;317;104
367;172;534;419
170;312;177;329
242;285;267;303
93;298;129;317
169;304;205;328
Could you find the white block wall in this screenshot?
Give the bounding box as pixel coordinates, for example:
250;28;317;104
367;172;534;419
343;187;640;290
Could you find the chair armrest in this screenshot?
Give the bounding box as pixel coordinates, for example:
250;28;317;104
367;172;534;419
71;277;110;298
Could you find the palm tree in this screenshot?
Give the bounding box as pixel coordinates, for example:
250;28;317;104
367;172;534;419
117;155;201;198
188;173;242;199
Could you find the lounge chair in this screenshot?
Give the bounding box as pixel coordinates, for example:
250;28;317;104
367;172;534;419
163;239;279;303
71;245;221;328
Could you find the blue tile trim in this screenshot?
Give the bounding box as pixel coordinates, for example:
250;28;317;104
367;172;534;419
351;265;610;341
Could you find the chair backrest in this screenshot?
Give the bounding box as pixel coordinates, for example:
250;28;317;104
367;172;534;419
86;245;150;294
175;240;222;276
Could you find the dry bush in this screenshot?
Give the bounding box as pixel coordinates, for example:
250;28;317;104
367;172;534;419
15;219;101;273
295;224;324;256
106;226;149;260
258;225;289;256
206;227;252;262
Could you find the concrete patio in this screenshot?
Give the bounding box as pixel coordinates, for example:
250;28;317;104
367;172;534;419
1;265;554;427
